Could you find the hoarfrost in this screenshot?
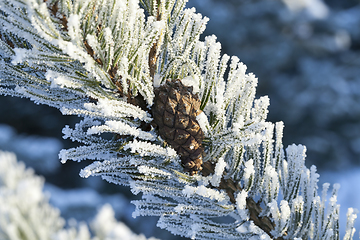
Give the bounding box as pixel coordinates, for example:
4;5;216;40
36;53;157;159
182;76;200;93
124;139;177;158
236;190;249;220
87;120;156;141
153;73;162;88
183;185;227;202
196;112;210;134
243;159;255;187
11;48;29;64
46;70;82;89
210;157;226;187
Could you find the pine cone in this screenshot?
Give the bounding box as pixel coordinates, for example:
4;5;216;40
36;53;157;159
152;79;204;175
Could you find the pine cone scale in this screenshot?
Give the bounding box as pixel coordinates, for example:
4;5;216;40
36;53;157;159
159;126;175;140
163;111;175;127
165;98;177;114
174;113;189;129
174;129;190;145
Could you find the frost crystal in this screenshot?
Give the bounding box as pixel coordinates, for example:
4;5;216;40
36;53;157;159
236;190;249;220
210;157;226;187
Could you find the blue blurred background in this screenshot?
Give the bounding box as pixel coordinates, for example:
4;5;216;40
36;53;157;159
1;0;360;238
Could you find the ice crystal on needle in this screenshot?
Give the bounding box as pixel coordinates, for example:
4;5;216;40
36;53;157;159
0;0;358;239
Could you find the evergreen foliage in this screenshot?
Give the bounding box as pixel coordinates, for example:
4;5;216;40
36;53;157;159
0;0;357;239
0;150;158;240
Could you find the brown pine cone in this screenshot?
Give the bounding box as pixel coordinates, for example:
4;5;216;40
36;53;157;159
152;79;204;175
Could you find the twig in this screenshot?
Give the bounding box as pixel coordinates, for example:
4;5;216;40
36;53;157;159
202;161;284;240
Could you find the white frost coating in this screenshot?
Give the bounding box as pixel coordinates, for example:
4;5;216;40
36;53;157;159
210;157;226;187
61;125;72;140
322;182;330;200
225;57;245;102
279;201;291;225
286;144;307;165
268;200;278;215
91;204;159;240
0;150;157;240
252;96;270;121
236;190;249;220
1;0;356;238
263;165;279;203
86;34;98;48
182;185;227;202
232;115;244;136
174;204;186;214
329;195;338;207
11;48;29;64
196;112;209;134
236;221;270;238
268;199;290;237
182;76;200;93
83;98;152;122
189;223;200;240
124;139;177;158
236;224;248;234
79;161;105;178
58;149;68;164
265;165;277;179
45;70;82;89
67;14;81;41
103;27;114;46
87;120;156;141
344;208;358;240
243;159;255;186
153;73;162;88
138;165;170;177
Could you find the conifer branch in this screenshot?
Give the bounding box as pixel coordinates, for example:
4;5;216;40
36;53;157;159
202;161;284;240
0;0;358;239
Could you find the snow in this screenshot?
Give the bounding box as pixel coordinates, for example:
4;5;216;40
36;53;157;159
209;157;226;187
123;139;177;158
11;48;29;64
153;74;162;88
279;201;291;225
196;112;210;134
46;70;82;89
83;98;152;122
182;76;200;93
236;221;271;239
138;165;171;177
243;159;255;186
236;190;249;220
68;14;81;42
87;120;156;140
182;185;227;202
